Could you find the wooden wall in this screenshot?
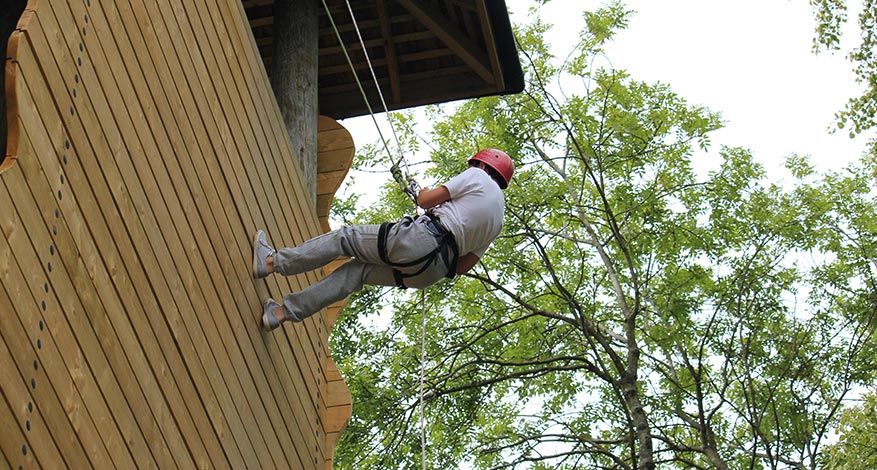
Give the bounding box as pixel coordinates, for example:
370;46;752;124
1;0;351;468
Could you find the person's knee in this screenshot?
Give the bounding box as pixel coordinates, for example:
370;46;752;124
336;226;362;258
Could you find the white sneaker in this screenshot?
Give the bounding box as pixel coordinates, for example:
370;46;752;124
252;230;275;279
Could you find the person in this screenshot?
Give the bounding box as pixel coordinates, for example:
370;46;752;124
252;148;514;331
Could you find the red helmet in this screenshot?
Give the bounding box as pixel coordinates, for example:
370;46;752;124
469;148;514;189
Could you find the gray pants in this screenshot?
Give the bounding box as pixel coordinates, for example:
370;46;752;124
273;215;450;320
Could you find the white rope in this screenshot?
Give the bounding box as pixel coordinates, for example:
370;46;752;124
321;1;429;465
341;0;409;174
319;0;408;175
419;288;427;469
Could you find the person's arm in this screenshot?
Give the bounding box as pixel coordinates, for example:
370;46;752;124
456;252;480;275
417;185;451;210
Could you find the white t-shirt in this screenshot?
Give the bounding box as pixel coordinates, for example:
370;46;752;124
431;167;505;258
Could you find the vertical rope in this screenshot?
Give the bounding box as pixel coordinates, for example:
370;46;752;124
321;1;429;465
320;0;409;176
420;288;427;469
319;0;397;169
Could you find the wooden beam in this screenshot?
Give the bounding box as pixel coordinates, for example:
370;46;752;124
377;0;402;103
242;0;273;8
320;47;455;76
320;64;473;95
317;14;415;37
396;0;494;84
320;71;495;119
475;0;504;91
318;31;432;56
446;0;478;10
249;16;273;28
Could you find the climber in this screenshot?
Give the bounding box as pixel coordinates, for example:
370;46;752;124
252;148;514;331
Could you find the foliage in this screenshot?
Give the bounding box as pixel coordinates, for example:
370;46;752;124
809;0;877;147
331;3;877;469
822;388;877;469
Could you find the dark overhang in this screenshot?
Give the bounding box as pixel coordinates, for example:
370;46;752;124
244;0;524;119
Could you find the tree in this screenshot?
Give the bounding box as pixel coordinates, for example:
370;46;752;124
809;0;877;147
331;3;877;469
823;388;877;469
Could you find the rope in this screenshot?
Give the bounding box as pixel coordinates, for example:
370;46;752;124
341;0;408;174
321;1;430;465
319;0;411;185
419;288;427;469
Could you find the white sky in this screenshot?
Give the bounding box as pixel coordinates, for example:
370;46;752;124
576;0;869;176
340;0;870;191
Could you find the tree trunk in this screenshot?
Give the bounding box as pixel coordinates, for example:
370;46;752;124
271;0;319;205
622;371;655;469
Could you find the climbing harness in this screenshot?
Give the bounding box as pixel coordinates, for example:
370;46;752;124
377;213;459;289
320;0;436;464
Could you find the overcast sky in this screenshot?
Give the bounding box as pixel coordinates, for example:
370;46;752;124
340;0;870;190
568;0;869;175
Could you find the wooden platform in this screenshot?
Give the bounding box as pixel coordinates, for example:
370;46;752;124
1;1;352;468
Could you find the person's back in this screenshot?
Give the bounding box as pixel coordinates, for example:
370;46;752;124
431;166;505;259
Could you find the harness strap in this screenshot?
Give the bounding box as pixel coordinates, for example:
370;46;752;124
377;215;459;289
425;212;459;278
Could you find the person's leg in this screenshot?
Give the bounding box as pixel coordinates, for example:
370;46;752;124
258;225;384;330
276;259;396;322
260;218;450;329
254;224;382;278
275;224;382;275
277;220;451;320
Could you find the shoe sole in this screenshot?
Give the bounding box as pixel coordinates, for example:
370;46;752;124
252;231;263;278
262;300;282;331
261;311;273;330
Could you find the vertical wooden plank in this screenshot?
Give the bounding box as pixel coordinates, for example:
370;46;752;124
170;0;332;466
0;173;119;470
44;1;246;467
179;0;332;460
96;3;308;464
9;85;164;468
0;293;69;470
3;0;361;468
0;354;42;470
0;442;10;470
211;0;328;398
13;33;176;469
10;32;149;467
208;2;341;465
134;0;319;466
103;8;270;465
0;284;53;470
57;1;262;465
